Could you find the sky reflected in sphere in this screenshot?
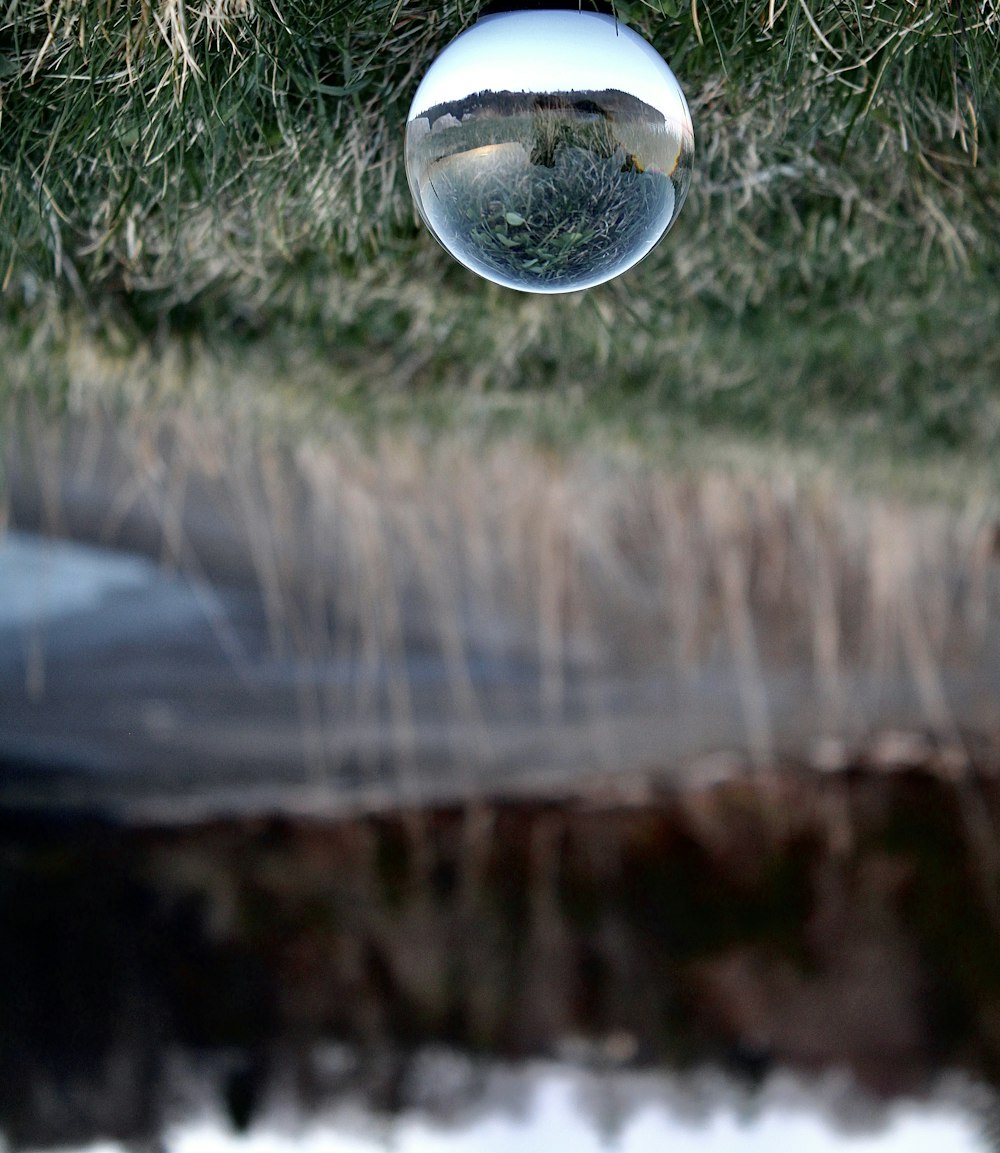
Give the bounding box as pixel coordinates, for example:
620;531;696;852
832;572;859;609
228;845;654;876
405;11;694;293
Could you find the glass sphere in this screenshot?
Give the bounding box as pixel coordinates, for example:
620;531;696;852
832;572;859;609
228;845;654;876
404;7;694;294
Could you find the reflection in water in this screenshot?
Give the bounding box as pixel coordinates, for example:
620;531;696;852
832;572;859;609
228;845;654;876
6;415;1000;816
0;533;155;629
3;770;1000;1150
167;1067;990;1153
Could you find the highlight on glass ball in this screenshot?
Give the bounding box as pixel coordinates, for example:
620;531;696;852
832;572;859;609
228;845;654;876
404;2;694;294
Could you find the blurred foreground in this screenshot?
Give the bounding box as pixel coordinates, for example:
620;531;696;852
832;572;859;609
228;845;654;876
3;770;1000;1149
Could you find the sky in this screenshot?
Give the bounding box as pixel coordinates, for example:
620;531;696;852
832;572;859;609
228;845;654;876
157;1068;988;1153
410;10;690;128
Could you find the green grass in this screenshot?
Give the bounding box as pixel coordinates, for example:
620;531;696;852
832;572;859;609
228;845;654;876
416;138;674;291
0;0;998;489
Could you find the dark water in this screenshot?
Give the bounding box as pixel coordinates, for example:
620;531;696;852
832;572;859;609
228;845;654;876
3;773;1000;1151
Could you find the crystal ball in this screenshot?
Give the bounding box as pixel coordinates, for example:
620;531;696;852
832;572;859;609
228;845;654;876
404;6;694;294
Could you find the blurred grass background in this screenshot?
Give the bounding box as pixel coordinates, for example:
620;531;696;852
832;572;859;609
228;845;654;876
0;0;997;492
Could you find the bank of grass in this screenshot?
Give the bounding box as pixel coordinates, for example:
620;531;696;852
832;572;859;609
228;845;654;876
0;0;998;491
4;254;1000;508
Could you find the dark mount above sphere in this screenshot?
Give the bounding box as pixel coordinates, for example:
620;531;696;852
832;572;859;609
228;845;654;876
479;0;615;16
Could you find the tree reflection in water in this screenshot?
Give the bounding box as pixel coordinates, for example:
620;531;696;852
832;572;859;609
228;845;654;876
2;768;1000;1150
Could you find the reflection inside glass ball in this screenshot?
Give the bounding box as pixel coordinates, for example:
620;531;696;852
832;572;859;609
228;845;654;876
405;9;694;294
